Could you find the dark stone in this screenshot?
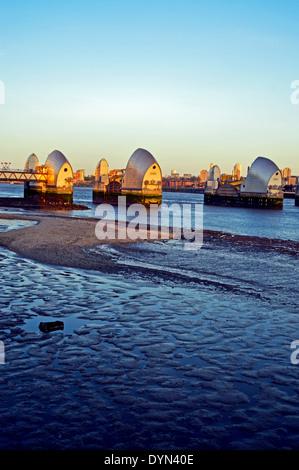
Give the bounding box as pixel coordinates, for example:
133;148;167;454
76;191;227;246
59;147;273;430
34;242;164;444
39;321;64;332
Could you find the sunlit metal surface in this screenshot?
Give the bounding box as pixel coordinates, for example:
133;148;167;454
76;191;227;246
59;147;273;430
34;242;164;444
240;157;282;194
207;165;221;181
95;158;109;182
45;150;73;187
25;153;39;171
121;148;161;190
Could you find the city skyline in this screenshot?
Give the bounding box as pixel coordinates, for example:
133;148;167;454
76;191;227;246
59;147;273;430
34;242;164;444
1;1;299;175
73;162;298;183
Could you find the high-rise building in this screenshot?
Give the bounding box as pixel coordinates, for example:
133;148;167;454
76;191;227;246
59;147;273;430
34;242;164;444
200;169;208;183
233;163;242;180
283;168;291;178
282;168;292;185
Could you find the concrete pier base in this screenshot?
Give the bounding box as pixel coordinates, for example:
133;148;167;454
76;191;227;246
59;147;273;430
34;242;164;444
93;190;162;207
24;181;46;200
92;190;106;204
204;192;283;210
204;193;240;207
44;188;73;204
121;190;162;207
239;194;283;210
24;182;73;204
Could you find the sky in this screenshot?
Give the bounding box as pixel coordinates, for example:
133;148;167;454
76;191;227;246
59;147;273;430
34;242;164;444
0;0;299;176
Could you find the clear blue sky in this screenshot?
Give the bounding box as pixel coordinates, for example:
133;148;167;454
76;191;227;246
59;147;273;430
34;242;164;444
1;0;299;176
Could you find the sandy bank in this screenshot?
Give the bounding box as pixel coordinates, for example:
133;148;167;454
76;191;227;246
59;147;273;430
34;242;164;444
0;213;298;274
0;213;127;272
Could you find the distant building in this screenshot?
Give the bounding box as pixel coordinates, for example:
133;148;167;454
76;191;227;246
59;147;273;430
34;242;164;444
162;170;203;190
74;169;85;183
289;176;297;186
199;169;208;183
283;167;291;179
282;167;293;186
221;173;233;182
233;163;242;180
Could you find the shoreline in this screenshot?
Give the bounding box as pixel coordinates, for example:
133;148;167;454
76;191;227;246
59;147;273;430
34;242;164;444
0;197;89;211
0;213;298;275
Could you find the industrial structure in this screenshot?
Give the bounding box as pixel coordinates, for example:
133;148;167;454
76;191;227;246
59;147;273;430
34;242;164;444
240;157;283;208
205;164;221;195
93;158;112;203
2;150;298;210
24;153;39;171
23;150;74;203
204;156;283;209
93;148;162;206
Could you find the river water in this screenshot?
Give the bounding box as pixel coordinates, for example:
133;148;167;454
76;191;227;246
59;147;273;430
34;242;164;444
1;183;298;240
0;183;298;450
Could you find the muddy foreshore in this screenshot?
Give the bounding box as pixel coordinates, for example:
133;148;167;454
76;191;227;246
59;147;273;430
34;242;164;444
0;197;89;211
0;213;298;276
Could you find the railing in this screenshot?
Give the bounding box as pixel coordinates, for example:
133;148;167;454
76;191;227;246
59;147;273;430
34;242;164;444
0;169;48;182
0;168;47;172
